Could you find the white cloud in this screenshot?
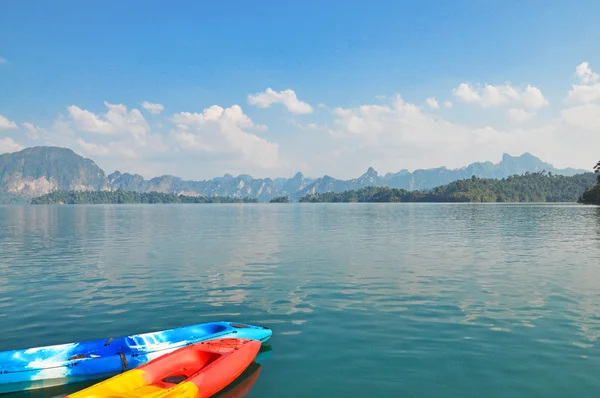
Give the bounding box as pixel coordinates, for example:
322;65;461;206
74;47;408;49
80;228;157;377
326;91;599;177
67;105;114;134
22;122;46;139
0;115;17;130
575;62;599;84
22;122;37;134
75;138;139;159
0;57;6;64
452;82;548;109
248;88;313;114
425;97;439;109
507;108;532;124
67;102;150;137
452;83;482;104
521;85;548;109
329;95;495;152
566;84;600;103
76;138;111;156
444;101;453;108
561;103;600;131
0;137;23;154
51;102;167;165
19;118;77;147
142;101;165;114
565;62;600;103
173;104;253;127
171;104;282;170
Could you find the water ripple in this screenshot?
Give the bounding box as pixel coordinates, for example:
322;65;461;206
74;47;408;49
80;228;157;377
1;204;600;397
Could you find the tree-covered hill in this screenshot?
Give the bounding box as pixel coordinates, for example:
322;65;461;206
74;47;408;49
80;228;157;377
30;189;258;204
577;160;600;205
299;172;598;203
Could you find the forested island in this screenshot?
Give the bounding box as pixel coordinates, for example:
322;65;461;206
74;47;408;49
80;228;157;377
299;172;598;203
269;196;290;203
30;189;258;204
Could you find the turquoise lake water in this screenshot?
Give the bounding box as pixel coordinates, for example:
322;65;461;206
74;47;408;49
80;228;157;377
1;203;600;397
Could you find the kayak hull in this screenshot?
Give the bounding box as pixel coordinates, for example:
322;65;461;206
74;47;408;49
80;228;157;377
0;321;271;394
64;338;261;398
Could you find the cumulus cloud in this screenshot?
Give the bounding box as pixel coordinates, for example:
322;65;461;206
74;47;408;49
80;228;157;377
67;102;150;137
444;101;453;108
565;62;600;103
142;101;165;114
0;115;18;130
67;105;114;134
329;95;499;154
561;103;600;131
75;138;139;158
76;138;111;156
521;86;548;108
50;102;167;165
575;62;599;84
507;108;532;124
248;88;313;114
19;118;77;147
425;97;439;109
171;104;281;169
0;137;23;154
22;122;45;139
452;82;548;109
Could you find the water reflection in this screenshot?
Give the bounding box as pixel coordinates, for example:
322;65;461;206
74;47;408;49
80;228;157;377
2;204;600;397
213;362;262;398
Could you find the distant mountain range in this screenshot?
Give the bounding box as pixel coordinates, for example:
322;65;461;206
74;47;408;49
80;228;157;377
0;146;589;203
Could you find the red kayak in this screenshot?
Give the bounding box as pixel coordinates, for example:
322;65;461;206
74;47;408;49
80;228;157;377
65;338;262;398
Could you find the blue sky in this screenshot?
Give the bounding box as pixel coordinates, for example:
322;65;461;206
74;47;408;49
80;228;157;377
1;0;600;179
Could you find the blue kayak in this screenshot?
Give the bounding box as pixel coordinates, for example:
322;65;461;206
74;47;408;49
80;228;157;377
0;321;272;394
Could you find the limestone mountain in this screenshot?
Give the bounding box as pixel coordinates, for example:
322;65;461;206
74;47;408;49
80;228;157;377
0;146;589;203
0;146;108;203
293;153;586;198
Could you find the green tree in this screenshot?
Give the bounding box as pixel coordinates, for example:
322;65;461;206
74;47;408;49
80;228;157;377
269;196;290;203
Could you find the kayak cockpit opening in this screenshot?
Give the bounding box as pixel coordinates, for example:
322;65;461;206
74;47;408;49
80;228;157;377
162;375;187;385
68;353;90;361
201;323;229;334
230;323;251;329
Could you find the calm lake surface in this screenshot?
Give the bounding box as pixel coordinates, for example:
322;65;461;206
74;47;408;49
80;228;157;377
1;203;600;397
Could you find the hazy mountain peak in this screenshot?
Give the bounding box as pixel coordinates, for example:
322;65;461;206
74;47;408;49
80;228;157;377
365;167;378;176
236;174;253;182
